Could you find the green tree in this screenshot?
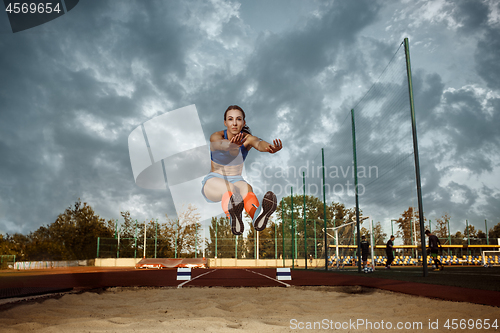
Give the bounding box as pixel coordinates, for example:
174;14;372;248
277;195;357;260
434;213;451;241
206;216;244;258
464;224;478;239
489;222;500;240
361;221;387;245
395;207;425;246
11;199;114;261
0;233;29;261
246;220;275;259
173;205;202;258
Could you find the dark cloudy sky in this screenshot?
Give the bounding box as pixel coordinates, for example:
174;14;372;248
1;0;499;238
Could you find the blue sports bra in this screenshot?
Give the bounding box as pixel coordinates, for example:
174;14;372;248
211;130;249;166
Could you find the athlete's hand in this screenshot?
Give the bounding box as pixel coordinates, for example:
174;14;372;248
230;133;246;146
267;139;282;154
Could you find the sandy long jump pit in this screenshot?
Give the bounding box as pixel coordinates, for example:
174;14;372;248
0;267;499;332
1;287;500;332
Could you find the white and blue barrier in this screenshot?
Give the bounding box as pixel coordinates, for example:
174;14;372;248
177;267;192;280
276;267;291;281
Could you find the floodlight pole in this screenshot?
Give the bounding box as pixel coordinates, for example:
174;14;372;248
351;109;362;273
404;37;428;277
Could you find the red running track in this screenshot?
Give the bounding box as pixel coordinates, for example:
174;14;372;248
1;267;499;307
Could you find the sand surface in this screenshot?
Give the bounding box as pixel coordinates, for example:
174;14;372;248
0;286;499;332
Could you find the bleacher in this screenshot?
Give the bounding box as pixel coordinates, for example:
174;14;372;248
328;254;500;266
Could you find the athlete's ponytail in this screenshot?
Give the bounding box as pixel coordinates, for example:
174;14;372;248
224;105;251;135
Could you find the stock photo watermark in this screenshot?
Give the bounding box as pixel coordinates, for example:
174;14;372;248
249;161;379;197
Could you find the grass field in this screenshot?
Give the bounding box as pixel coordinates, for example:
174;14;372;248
319;266;500;292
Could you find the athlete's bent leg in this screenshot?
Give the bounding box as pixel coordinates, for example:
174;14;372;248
203;177;236;202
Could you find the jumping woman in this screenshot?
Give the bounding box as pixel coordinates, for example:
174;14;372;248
201;105;282;235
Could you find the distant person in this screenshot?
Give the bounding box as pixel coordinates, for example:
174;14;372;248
360;235;370;269
385;235;395;269
425;230;444;271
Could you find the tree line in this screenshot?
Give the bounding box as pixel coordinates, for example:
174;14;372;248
394;207;500;246
1;197;499;262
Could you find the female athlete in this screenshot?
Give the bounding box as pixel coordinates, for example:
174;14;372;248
201;105;282;235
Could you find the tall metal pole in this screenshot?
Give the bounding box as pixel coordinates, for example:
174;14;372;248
155;219;158;258
314;219;317;258
447;219;451;256
215;218;218;258
195;223;198;258
485;219;489;245
370;220;375;269
175;218;179;258
202;225;206;258
351;110;361;273
410;217;414;258
143;221;146;258
275;222;277;260
134;219;138;259
117;223;120;259
257;227;259;260
322;148;328;271
235;235;238;259
281;198;285;267
254;225;257;258
97;237;100;258
291;187;294;269
303;172;307;269
404;37;428;277
466;219;470;245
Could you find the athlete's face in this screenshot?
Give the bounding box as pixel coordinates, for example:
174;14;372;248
224;109;245;135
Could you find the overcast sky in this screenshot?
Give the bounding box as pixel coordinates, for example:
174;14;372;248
1;0;499;238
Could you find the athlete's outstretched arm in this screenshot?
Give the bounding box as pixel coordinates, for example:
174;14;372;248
247;136;282;154
210;131;246;155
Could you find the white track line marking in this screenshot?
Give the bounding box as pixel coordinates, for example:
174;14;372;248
177;269;217;289
244;269;291;288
